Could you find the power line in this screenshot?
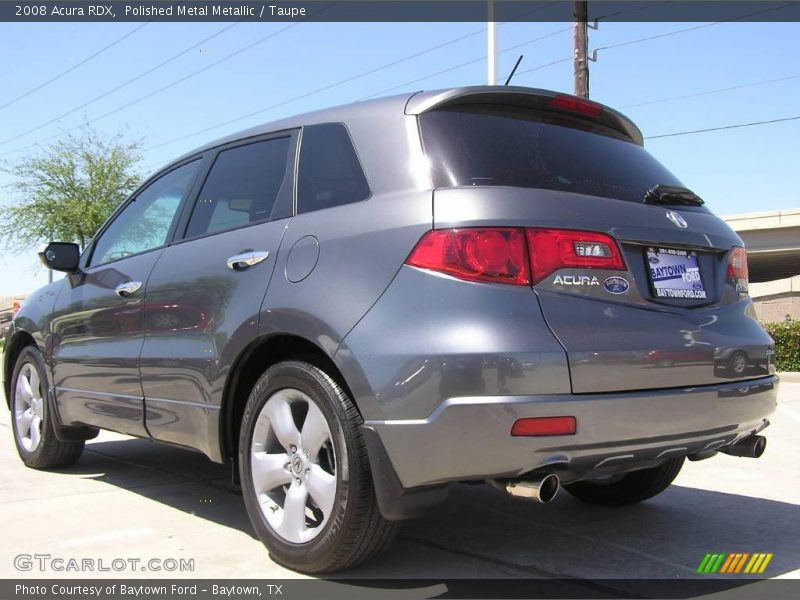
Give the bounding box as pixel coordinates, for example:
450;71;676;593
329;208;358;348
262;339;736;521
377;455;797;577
143;5;575;153
0;22;240;148
0;2;338;157
0;22;149;112
512;56;573;78
361;26;572;100
592;2;799;55
39;21;300;151
147;26;556;152
646;115;800;139
620;73;800;109
366;2;666;98
592;21;722;54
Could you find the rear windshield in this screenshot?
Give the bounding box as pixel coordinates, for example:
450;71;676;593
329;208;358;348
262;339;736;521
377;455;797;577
419;106;684;203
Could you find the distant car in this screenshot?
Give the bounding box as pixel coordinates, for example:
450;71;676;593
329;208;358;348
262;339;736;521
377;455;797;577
3;86;777;573
0;311;13;339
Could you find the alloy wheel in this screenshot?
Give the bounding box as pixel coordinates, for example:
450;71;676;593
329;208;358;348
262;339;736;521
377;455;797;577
250;388;337;544
14;362;44;452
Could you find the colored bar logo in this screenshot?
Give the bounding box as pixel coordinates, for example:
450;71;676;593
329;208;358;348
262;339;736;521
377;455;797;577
697;553;773;574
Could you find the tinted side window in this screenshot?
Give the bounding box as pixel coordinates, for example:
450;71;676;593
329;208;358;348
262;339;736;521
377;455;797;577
297;123;370;214
185;136;293;238
90;160;200;267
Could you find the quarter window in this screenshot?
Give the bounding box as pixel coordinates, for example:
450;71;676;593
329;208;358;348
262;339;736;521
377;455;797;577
89;161;200;267
297;123;370;214
185;136;293;238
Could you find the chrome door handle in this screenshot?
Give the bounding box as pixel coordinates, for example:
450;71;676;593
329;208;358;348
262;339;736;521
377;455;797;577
114;281;142;297
227;251;270;271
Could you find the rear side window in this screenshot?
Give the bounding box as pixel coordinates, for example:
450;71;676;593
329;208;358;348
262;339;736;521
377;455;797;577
297;123;370;214
419;106;685;204
185;136;293;238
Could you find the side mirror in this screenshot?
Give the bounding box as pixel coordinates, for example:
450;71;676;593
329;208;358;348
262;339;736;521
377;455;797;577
38;242;80;273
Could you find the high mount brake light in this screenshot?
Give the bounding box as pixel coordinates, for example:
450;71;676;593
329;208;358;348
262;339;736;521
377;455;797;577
548;95;603;118
405;228;626;285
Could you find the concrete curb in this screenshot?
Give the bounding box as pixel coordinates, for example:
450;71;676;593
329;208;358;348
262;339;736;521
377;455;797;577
778;372;800;382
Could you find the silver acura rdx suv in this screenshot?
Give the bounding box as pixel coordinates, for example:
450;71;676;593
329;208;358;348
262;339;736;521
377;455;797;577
4;86;776;572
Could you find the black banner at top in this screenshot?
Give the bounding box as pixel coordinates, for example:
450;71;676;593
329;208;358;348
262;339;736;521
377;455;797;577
2;1;800;23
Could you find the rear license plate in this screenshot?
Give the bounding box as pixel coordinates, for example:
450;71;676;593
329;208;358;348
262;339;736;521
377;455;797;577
646;247;706;299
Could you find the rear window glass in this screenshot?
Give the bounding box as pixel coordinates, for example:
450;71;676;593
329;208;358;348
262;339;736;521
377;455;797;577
419;106;684;203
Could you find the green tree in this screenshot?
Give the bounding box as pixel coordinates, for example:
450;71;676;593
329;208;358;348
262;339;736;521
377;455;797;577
1;128;143;250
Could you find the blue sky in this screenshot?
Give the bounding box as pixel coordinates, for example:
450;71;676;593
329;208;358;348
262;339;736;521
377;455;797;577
0;18;798;296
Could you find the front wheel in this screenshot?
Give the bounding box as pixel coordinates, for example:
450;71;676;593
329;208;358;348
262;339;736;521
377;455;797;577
10;345;84;469
239;361;395;573
563;457;684;506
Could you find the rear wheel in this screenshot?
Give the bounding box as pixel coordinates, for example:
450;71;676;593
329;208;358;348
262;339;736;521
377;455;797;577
563;457;684;506
10;345;84;469
239;361;395;573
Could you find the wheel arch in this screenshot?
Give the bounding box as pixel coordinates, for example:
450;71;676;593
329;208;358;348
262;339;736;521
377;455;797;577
3;330;37;409
220;333;356;462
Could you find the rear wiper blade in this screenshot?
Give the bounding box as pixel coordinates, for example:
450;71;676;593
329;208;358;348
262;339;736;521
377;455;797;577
643;184;704;206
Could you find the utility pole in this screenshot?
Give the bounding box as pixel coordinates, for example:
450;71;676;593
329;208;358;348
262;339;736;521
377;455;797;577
487;0;496;85
573;0;590;98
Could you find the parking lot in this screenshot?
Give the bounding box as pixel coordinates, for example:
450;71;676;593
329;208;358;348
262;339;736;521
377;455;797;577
1;366;798;593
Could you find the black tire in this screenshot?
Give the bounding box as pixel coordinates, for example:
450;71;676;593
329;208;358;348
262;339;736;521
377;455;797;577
10;345;84;469
239;361;395;573
564;457;684;506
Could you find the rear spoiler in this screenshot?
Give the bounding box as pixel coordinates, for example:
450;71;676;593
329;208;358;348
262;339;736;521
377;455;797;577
404;86;644;146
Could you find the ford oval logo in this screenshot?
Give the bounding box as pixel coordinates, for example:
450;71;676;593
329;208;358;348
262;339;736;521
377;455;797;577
603;276;630;295
666;210;688;229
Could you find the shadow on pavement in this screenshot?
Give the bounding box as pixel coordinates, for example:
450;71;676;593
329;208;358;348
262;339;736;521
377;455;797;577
50;436;800;588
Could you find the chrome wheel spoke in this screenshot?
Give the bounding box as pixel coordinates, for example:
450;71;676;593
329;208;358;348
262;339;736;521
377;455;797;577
14;363;44;452
29;416;42;449
264;392;301;452
301;401;329;459
16;373;33;403
278;483;308;541
251;452;291;494
28;368;41;399
307;464;336;519
18;408;34;433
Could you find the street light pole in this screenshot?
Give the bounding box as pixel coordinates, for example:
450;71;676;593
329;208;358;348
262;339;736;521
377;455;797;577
487;0;497;85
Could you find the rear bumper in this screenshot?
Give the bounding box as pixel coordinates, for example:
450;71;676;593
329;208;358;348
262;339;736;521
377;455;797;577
365;375;778;489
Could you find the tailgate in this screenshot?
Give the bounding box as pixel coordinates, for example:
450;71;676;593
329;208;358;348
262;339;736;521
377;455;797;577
434;187;775;393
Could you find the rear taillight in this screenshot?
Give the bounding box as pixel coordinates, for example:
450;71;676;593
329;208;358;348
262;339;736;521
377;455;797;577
405;228;530;285
727;247;748;280
727;246;749;294
526;228;625;284
548;95;603;118
405;227;625;285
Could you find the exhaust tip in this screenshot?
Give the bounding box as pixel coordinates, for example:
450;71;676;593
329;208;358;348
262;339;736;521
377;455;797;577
720;435;767;458
505;473;560;503
752;436;767;458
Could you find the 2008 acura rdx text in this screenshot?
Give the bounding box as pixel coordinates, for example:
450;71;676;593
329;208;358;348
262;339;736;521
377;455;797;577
3;87;777;573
